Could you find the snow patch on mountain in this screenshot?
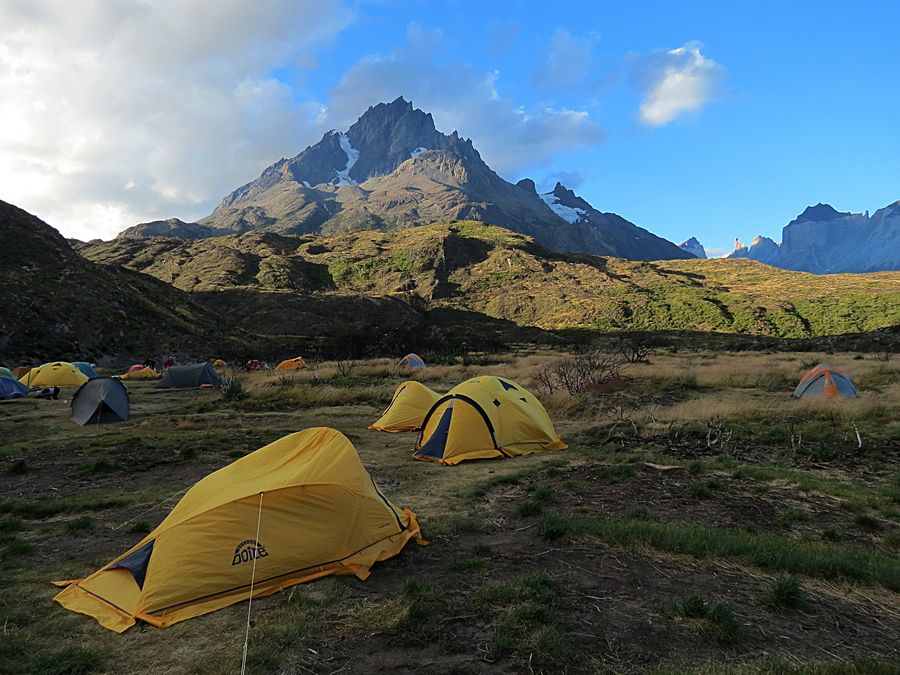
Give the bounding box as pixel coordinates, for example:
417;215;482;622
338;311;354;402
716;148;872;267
539;191;586;224
334;132;360;186
410;147;428;158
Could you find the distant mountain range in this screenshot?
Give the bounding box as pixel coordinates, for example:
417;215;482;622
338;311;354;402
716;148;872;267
117;97;693;262
727;202;900;274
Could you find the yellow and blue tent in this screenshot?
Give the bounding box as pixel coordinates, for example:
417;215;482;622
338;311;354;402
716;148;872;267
414;376;567;465
53;427;422;632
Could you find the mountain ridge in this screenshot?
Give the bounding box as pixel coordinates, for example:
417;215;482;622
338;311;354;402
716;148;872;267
83;219;900;340
730;201;900;273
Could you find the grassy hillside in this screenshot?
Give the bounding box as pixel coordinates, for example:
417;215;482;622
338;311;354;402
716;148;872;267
0;201;243;363
82;221;900;340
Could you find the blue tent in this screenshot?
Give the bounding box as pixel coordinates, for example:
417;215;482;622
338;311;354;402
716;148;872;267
0;377;29;400
399;353;426;370
73;362;99;379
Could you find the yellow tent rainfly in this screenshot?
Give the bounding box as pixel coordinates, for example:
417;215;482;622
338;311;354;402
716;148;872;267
414;376;567;465
19;362;89;387
369;381;441;432
53;427;423;633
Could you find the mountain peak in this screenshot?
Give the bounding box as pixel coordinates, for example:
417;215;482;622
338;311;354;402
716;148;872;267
679;237;706;258
539;183;591;224
791;203;850;225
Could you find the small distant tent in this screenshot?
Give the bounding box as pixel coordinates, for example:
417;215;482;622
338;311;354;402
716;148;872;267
793;363;858;400
275;357;307;371
122;366;160;381
415;376;567;465
128;364;145;372
71;378;130;426
212;359;228;368
0;377;29;400
53;427;423;632
369;381;441;432
11;367;30;379
19;362;89;388
0;367;17;381
72;362;99;379
157;363;222;389
398;353;426;370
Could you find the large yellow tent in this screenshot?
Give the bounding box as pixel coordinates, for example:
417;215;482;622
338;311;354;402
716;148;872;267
275;357;307;371
369;381;441;432
414;376;567;465
53;427;422;633
121;366;160;381
19;362;88;387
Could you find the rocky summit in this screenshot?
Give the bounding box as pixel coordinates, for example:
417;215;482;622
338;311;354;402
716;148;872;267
116;97;692;261
730;201;900;273
679;237;706;258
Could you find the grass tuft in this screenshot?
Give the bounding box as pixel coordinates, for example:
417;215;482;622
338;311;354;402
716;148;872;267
673;594;742;643
687;480;718;500
763;575;807;611
66;516;94;534
776;508;810;529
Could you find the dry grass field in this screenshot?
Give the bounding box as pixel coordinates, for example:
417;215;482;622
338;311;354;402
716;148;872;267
1;348;898;674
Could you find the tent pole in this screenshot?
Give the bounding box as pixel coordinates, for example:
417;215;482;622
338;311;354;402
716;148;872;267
240;491;265;675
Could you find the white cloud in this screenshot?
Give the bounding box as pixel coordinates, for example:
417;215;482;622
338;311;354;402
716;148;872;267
638;41;724;127
0;0;352;240
328;25;605;175
535;29;597;89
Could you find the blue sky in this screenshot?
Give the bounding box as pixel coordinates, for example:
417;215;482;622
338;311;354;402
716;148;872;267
2;1;899;251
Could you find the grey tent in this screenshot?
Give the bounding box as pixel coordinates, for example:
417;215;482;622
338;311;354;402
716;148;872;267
793;363;858;400
157;363;223;389
71;378;130;425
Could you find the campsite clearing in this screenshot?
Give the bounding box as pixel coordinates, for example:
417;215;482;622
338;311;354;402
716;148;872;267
0;349;898;673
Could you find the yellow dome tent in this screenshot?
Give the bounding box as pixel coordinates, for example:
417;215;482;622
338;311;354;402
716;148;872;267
414;376;567;465
54;427;423;633
275;357;307;371
19;362;88;387
369;381;441;432
121;366;160;381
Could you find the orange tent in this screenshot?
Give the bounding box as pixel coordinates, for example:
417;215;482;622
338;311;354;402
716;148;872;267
275;357;307;371
793;363;858;400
